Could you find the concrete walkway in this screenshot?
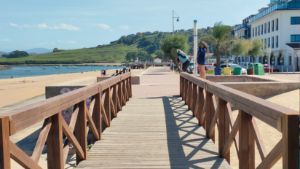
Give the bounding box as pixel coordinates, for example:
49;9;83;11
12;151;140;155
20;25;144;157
77;67;230;169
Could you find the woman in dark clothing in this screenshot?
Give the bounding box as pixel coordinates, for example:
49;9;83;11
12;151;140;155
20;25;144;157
197;41;208;78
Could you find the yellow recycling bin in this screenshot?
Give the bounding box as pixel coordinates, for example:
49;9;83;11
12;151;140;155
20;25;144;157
223;67;232;75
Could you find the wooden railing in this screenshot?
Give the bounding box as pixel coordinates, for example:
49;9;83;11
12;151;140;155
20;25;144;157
0;72;132;169
180;72;299;169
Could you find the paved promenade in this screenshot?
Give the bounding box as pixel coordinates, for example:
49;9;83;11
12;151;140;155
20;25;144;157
77;67;230;168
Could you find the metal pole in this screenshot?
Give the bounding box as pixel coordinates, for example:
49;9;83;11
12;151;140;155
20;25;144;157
172;10;174;35
193;20;198;75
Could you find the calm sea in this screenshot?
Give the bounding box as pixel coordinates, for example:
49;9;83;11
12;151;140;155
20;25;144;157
0;65;124;79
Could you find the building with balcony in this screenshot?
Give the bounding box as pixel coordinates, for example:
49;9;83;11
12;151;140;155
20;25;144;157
234;0;300;71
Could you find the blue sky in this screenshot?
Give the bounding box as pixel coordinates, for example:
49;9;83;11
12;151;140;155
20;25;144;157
0;0;268;51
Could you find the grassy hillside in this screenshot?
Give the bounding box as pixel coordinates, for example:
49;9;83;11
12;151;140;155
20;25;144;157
0;44;138;64
0;28;212;64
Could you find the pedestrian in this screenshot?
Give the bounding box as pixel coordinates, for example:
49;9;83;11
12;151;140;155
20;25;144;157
197;41;208;78
176;49;192;73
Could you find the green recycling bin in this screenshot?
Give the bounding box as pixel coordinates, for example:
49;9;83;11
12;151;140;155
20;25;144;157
254;63;265;75
233;67;242;75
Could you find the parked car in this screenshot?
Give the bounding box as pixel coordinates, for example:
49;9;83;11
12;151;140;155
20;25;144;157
220;63;247;74
263;64;279;73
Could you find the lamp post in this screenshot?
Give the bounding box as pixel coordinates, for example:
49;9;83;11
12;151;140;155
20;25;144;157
193;20;198;75
267;48;272;74
172;10;179;35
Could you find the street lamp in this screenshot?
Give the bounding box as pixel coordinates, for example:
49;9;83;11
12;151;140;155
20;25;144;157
267;48;272;74
172;10;179;34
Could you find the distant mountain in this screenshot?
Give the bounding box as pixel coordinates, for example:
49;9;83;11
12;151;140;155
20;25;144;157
26;48;51;54
0;51;5;57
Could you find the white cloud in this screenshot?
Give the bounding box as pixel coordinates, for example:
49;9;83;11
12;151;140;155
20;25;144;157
96;23;111;30
119;25;129;30
9;23;80;31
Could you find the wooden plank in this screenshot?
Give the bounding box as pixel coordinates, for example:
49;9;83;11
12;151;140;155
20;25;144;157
0;117;10;169
250;118;267;160
282;114;299;169
10;142;42;169
223;112;241;155
196;87;205;126
239;111;255;169
75;101;87;164
256;139;283;169
205;91;215;141
47;113;64;169
31;119;52;162
61;117;85;159
104;90;111;126
92;93;102;140
218;100;230;163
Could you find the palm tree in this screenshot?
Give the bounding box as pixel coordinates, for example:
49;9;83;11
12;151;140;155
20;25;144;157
212;23;232;67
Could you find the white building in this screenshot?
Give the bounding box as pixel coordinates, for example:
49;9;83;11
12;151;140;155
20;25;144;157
235;0;300;71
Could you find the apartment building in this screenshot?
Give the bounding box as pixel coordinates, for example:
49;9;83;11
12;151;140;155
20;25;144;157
234;0;300;71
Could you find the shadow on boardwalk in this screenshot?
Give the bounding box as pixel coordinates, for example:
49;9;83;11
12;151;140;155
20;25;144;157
162;96;230;169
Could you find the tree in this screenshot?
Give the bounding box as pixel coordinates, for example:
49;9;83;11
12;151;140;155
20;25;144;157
231;39;252;56
200;23;232;67
2;50;29;58
161;35;189;69
248;39;263;57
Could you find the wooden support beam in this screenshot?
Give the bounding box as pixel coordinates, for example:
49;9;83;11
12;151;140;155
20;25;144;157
47;113;64;169
92;93;102;140
75;101;87;164
218;100;230;163
239;111;255;169
282;114;299;169
0;117;10;169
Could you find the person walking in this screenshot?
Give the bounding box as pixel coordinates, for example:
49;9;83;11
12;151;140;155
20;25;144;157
176;49;192;73
197;41;208;78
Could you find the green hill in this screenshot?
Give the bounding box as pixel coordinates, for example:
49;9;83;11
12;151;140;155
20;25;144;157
0;28;211;64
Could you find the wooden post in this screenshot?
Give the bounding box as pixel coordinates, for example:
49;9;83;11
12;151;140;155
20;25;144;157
118;82;123;110
218;99;230;163
239;111;255;169
92;93;102;140
197;87;205;126
126;79;130;101
282;114;299;169
188;82;193;111
104;89;111;126
180;77;183;97
112;85;119;113
47;113;64;169
75;101;87;164
182;78;186;101
0;117;10;169
184;79;188;103
191;84;197;117
205;91;215;141
186;81;191;109
128;77;132;98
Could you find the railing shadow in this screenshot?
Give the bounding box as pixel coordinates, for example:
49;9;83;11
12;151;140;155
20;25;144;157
162;96;230;169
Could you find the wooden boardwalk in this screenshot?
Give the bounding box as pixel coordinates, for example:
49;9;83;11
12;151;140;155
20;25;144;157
77;67;230;169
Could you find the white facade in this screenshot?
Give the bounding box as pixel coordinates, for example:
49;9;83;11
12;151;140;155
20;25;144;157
250;10;300;71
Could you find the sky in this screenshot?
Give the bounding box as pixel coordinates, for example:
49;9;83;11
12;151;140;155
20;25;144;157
0;0;269;51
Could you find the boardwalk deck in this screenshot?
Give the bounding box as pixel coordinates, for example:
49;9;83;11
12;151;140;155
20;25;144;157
76;67;231;169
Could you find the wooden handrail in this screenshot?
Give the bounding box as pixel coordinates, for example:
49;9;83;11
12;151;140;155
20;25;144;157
0;72;132;169
180;72;299;169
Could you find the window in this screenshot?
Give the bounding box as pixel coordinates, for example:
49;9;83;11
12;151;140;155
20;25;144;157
291;17;300;25
268;37;270;48
276;18;279;30
276;36;279;48
272;20;275;32
268;22;270;33
272;36;274;48
289;56;292;65
258;26;260;36
255;27;257;37
264;23;267;33
291;34;300;42
261;25;263;35
264;38;267;49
